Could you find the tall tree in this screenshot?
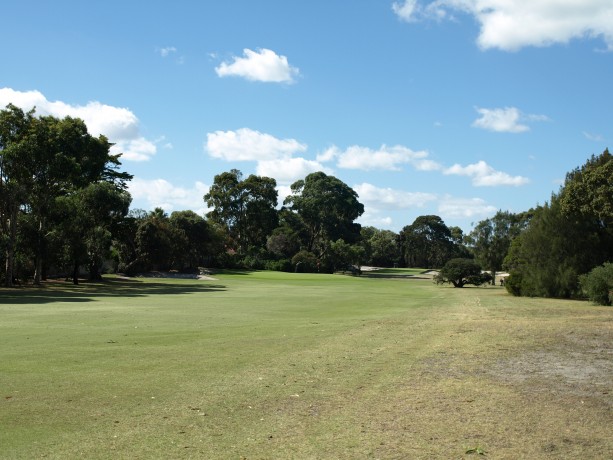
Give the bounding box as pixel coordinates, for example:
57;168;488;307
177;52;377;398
360;226;400;267
0;105;34;286
283;172;364;260
0;105;131;285
169;210;216;269
466;210;527;284
398;215;456;268
204;169;278;255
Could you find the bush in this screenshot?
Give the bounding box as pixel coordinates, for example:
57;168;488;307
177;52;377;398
579;263;613;306
264;259;292;272
291;251;319;273
434;258;492;288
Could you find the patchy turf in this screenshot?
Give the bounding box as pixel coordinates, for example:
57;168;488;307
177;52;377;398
1;272;611;459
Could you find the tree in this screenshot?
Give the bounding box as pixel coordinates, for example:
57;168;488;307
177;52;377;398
559;148;613;260
169;210;216;269
0;105;131;285
398;215;457;268
0;104;34;286
283;172;364;261
503;198;603;298
360;226;400;267
466;210;527;284
55;182;131;283
579;263;613;306
504;152;613;299
204;169;278;255
434;258;492;288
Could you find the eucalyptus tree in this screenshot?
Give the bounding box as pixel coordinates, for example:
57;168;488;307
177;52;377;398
204;169;278;255
283;172;364;260
0;104;132;285
398;215;456;268
466;210;527;284
0;104;33;286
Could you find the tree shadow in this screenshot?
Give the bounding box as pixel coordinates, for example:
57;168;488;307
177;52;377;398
0;278;226;305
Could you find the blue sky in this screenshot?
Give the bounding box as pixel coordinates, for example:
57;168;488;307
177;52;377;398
2;1;612;232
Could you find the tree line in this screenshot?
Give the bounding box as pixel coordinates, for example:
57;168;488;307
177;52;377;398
1;105;612;303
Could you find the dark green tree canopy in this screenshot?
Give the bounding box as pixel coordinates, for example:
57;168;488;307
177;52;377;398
434;258;492;288
559;149;613;230
0;104;132;285
283;172;364;258
398;215;458;268
204;169;278;254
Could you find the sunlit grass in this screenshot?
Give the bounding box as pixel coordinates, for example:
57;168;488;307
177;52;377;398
1;272;611;458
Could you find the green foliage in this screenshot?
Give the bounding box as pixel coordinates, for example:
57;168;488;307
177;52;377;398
284;172;364;258
504;198;606;298
291;250;319;272
467;210;529;283
434;258;492;288
204;169;278;255
360;226;400;267
504;151;613;299
579;263;613;306
399;215;461;268
559;149;613;231
0;104;132;285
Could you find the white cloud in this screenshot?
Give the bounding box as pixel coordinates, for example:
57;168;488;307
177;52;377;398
157;46;177;57
583;131;604;142
0;87;156;161
323;144;441;171
257;158;332;184
392;0;420;22
206;128;307;162
353;183;437;210
398;0;613;51
444;160;529;186
438;195;497;219
128;178;210;215
358;211;394;229
215;48;299;83
472;107;549;133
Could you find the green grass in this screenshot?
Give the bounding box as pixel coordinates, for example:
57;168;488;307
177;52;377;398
1;271;612;459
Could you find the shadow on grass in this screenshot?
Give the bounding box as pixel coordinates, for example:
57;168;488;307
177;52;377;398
0;277;226;305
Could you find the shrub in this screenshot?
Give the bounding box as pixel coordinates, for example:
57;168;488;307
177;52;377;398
434;258;492;288
291;251;319;273
579;263;613;306
264;259;292;272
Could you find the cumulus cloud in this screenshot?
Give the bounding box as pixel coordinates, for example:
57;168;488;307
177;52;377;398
0;87;157;161
444;160;529;186
395;0;613;51
128;178;210;215
321;144;441;171
438;195;497;219
215;48;299;83
354;182;437;210
205;128;320;184
353;182;438;230
257;158;332;184
472;107;548;133
206;128;307;162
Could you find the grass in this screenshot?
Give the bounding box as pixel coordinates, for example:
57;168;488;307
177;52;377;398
1;271;612;459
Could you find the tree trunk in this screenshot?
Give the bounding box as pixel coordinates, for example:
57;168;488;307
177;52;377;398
72;261;79;285
33;218;44;285
4;205;17;287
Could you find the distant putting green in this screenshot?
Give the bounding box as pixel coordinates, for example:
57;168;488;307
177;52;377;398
1;271;612;459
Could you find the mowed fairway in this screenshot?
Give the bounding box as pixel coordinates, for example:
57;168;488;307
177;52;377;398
1;271;612;459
